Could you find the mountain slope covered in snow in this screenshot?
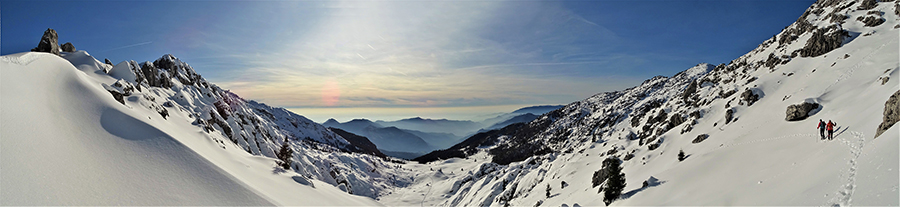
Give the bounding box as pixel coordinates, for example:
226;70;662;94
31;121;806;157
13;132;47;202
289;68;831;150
1;50;409;205
2;0;897;206
386;0;900;206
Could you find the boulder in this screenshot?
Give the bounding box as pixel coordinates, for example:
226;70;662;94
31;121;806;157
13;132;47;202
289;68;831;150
692;134;709;144
875;90;900;138
682;80;698;102
741;89;760;106
61;42;76;52
785;102;821;121
725;108;735;124
30;28;59;56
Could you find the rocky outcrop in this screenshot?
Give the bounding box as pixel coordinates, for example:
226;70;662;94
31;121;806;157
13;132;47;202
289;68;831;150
799;25;849;57
139;62;161;87
828;13;848;23
764;53;784;68
30;28;59;56
785;102;820;121
779;20;814;46
858;16;885;27
741;89;760;106
857;0;877;10
61;42;76;52
725;108;735;124
682;80;698;102
102;80;136;105
692;134;709;144
875;90;900;138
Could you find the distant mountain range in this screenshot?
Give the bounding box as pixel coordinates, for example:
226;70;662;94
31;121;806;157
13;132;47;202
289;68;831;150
322;105;564;158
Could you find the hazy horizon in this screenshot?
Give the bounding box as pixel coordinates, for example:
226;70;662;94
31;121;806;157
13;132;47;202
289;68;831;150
290;104;554;123
1;0;814;121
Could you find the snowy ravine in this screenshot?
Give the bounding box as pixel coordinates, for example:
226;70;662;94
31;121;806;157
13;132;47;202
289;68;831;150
382;0;899;206
1;51;414;204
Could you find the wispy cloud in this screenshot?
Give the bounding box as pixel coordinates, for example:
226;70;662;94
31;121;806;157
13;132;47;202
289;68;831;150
208;1;641;109
101;41;152;52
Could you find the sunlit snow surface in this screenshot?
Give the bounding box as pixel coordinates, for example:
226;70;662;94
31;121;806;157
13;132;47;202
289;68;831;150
381;1;899;206
1;0;898;206
0;52;384;205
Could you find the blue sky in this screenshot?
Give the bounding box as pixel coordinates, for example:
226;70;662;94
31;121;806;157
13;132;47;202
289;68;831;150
1;0;814;122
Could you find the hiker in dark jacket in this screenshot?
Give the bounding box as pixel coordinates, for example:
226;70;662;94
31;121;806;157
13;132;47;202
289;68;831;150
817;119;826;139
826;120;836;140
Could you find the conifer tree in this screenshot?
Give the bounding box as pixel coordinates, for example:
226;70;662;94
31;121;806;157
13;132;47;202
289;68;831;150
276;138;294;170
678;150;686;161
602;157;625;205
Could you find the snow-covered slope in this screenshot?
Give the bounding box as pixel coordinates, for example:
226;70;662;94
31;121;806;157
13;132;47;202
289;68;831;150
383;0;899;206
3;0;896;206
0;52;271;205
0;50;412;205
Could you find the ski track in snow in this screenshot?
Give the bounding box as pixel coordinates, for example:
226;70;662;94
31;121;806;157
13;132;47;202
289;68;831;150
829;131;865;207
422;174;433;207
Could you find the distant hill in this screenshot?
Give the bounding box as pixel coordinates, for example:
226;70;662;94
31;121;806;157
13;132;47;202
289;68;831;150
375;117;481;137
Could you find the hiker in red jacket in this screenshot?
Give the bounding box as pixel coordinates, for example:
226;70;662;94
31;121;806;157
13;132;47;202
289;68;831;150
826;120;836;140
817;119;826;140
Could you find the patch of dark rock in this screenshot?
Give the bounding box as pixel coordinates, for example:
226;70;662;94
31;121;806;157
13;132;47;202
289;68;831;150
785;102;821;121
725;108;735;124
623;154;635;161
875;90;900;138
828;13;848;23
799;25;850;57
858;16;885;27
741;89;761;106
61;42;75;52
682;80;698;102
857;0;877;10
692;134;709;144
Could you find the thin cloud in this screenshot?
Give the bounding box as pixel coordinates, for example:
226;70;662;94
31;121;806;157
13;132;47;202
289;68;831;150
101;41;152;52
209;1;641;109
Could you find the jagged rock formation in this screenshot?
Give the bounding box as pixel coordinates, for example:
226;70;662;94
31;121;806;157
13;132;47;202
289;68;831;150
876;90;900;138
96;52;409;198
61;42;76;52
799;25;849;57
30;28;59;56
